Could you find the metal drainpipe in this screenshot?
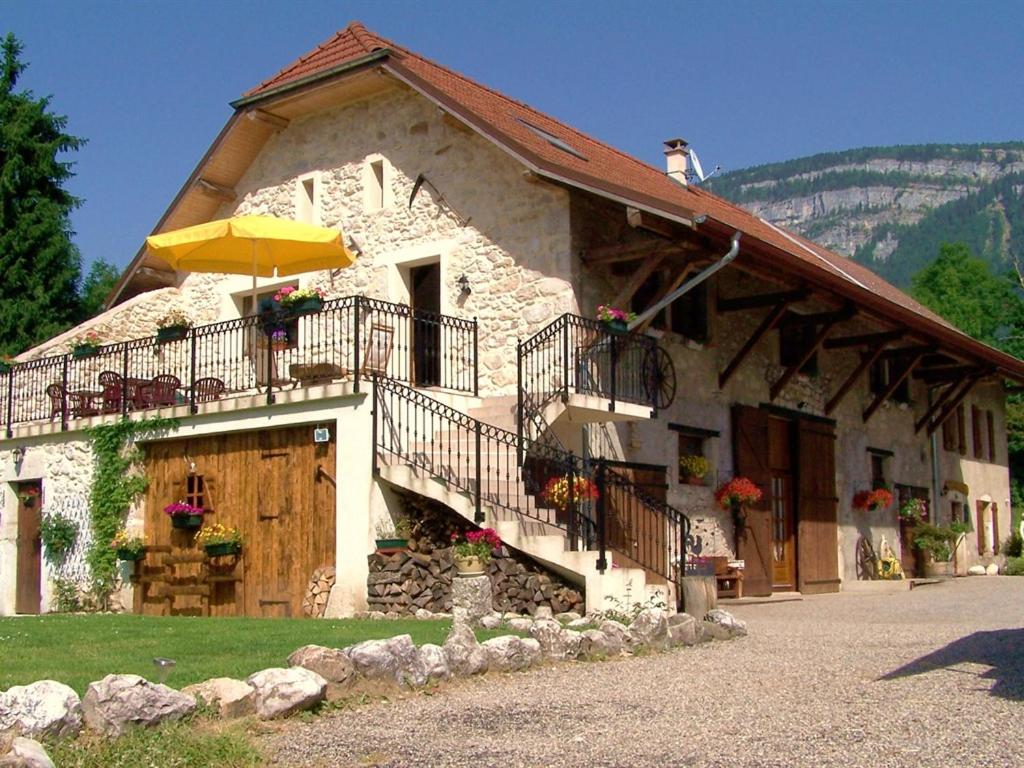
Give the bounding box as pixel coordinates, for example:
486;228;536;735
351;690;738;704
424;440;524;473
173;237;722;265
628;230;741;330
929;385;942;517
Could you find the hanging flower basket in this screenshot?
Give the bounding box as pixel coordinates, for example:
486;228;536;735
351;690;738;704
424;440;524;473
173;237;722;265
276;286;326;317
165;501;205;530
287;297;323;316
72;344;100;359
597;305;636;334
156;325;189;343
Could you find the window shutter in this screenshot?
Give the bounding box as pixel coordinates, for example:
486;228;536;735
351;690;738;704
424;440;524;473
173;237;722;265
987;410;995;462
957;405;966;456
971;405;983;459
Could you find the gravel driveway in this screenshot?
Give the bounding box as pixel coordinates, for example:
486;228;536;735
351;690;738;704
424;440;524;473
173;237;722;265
265;577;1023;767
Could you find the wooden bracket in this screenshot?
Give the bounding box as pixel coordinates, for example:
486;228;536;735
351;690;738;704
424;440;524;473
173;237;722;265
194;178;237;203
823;329;904;350
914;379;964;433
633;263;696;333
770;309;854;401
610;253;667;309
716;287;808;313
862;349;930;422
825;341;889;415
247;108;289;130
718;300;792;389
922;371;990;435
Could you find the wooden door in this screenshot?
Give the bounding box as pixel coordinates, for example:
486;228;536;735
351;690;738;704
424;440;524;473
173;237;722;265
15;481;42;614
795;418;840;594
410;263;441;387
732;405;773;596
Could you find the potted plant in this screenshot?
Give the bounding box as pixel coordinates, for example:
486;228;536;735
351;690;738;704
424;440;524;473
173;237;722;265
0;354;14;374
40;511;77;564
679;455;709;486
111;529;147;561
164;500;205;529
450;527;502;576
71;331;103;359
269;328;289;351
898;497;928;524
19;486;40;507
541;473;599;525
912;522;956;578
374;516;412;551
596;304;636;334
714;477;763;542
155;309;193;343
195;522;242;557
852;487;894;512
276;285;326;316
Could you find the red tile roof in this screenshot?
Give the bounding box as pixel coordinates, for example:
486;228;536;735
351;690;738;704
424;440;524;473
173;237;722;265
243;22;1023;378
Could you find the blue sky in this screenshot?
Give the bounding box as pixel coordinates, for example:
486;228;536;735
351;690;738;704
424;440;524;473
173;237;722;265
5;0;1024;273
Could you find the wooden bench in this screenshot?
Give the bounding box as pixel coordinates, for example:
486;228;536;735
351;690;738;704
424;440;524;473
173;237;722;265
711;555;744;599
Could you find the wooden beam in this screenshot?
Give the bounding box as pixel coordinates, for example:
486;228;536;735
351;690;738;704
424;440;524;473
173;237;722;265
825;341;889;415
823;329;904;350
878;344;933;360
582;240;671;265
627;206;677;238
718;300;792;389
610;253;667;308
924;374;985;436
914;379;965;433
716;288;808;313
862;350;929;422
634;263;696;333
194;178;236;203
913;364;984;382
770;311;852;401
777;308;854;329
247;108;289;130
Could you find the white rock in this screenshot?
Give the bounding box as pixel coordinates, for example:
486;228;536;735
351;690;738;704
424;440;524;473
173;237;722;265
0;680;81;739
705;609;748;638
968;565;987;576
4;737;54;768
409;644;450;687
479;614;502;630
555;612;582;623
443;622;490;676
986;563;1000;575
667;613;700;646
414;608;435;620
246;667;326;719
181;678;255;719
579;629;619;658
533;606;554;620
567;617;592;630
628;608;671;650
506;617;534;633
529;619;581;661
82;674;196;737
481;635;539;672
287;645;355;685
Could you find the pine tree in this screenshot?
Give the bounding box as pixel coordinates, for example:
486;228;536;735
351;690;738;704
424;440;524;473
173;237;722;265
0;33;84;356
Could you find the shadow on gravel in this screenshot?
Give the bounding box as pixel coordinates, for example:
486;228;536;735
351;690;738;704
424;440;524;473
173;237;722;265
879;628;1024;701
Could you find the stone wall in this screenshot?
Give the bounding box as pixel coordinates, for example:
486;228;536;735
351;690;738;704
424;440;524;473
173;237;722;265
366;497;583;617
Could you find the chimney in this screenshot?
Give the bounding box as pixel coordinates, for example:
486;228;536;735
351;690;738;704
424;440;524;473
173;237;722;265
664;138;689;186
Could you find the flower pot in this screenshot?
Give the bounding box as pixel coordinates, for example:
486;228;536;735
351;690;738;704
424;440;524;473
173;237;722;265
171;513;203;530
285;297;323;317
271;341;289;352
375;537;408;552
116;548;145;561
20;496;37;507
453;554;486;576
156;325;189;343
204;541;241;557
603;319;628;334
923;556;953;579
72;345;99;359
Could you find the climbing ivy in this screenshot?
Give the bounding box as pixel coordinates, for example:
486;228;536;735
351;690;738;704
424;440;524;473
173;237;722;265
84;416;178;601
39;511;78;565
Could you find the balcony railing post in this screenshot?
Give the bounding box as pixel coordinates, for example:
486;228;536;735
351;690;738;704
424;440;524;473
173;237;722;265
567;459;577;552
121;345;130;417
353;296;361;394
371;373;379;477
60;355;69;431
472;317;479;398
561;317;570;402
516;338;523;466
595;459;607;572
608;334;618;413
266;325;275;406
5;367;14;438
189;330;198;414
474;421;483;523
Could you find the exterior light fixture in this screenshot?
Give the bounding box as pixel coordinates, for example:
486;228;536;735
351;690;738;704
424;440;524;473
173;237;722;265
457;274;471;296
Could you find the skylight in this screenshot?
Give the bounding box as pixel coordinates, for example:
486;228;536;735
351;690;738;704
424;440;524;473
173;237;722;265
515;118;588;161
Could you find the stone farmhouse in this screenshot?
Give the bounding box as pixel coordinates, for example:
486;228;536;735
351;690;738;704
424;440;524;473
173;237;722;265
1;22;1020;617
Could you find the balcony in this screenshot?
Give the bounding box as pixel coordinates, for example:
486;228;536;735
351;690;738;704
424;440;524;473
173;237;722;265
0;296;478;437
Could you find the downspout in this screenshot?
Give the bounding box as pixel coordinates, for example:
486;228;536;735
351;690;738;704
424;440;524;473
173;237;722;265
628;231;741;330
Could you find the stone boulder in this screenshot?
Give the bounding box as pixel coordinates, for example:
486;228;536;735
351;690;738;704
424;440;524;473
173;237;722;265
533;606;554;620
0;737;54;768
986;563;1000;576
598;619;631;650
628;608;670;650
0;680;82;739
506;617;534;633
579;629;619;658
567;617;592;630
705;609;748;638
345;634;419;684
967;565;987;576
479;614;502;630
452;575;493;626
82;675;196;737
442;622;490;677
702;620;732;640
667;613;699;646
555;612;582;623
246;668;326;719
181;678;255;719
529;619;582;661
481;636;541;672
408;644;450;687
287;645;355;686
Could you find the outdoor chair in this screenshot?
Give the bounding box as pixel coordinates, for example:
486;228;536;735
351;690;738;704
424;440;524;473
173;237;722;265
147;374;181;408
46;383;64;421
193;377;225;403
98;370;124;413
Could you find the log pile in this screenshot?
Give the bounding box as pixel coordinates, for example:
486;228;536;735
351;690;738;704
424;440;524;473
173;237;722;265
302;566;336;618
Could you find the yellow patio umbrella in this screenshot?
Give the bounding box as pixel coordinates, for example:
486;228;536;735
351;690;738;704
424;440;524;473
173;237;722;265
145;214;357;308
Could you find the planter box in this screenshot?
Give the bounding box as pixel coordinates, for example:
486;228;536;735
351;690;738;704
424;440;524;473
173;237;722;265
170;514;203;530
156;325;189;343
284;297;323;316
602;319;628;334
204;542;241;557
375;537;408;553
116;548;145;561
72;345;100;359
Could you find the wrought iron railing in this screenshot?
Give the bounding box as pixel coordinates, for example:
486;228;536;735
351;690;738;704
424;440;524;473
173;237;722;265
0;295;477;436
517;313;657;447
373;375;690;588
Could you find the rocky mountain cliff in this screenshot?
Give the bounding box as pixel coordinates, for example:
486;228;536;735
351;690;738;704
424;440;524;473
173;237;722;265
706;143;1024;287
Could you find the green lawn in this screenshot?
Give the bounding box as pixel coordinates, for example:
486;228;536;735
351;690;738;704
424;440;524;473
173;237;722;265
0;615;486;695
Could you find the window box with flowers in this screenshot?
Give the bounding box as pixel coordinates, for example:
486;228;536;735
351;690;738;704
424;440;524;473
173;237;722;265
450;528;502;576
679;455;709;486
165;501;205;529
714;477;763;542
155;310;193;343
597;305;636;334
111;529;147;561
195;523;242;557
852;487;893;513
276;285;326;316
374;517;413;551
71;331;103;359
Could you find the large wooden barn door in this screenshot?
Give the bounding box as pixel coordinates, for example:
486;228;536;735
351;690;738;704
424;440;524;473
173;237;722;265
732;406;773;596
15;481;42;614
795;418;840;594
142;426;336;617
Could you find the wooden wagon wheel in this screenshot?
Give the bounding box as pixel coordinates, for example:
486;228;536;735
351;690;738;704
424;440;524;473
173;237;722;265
643;345;677;410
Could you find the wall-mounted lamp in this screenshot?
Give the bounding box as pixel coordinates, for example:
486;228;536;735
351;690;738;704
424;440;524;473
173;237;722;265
457;274;471;296
11;446;26;463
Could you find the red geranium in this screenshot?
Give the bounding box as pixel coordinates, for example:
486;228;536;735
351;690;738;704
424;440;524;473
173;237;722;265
852;488;893;511
714;477;763;510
